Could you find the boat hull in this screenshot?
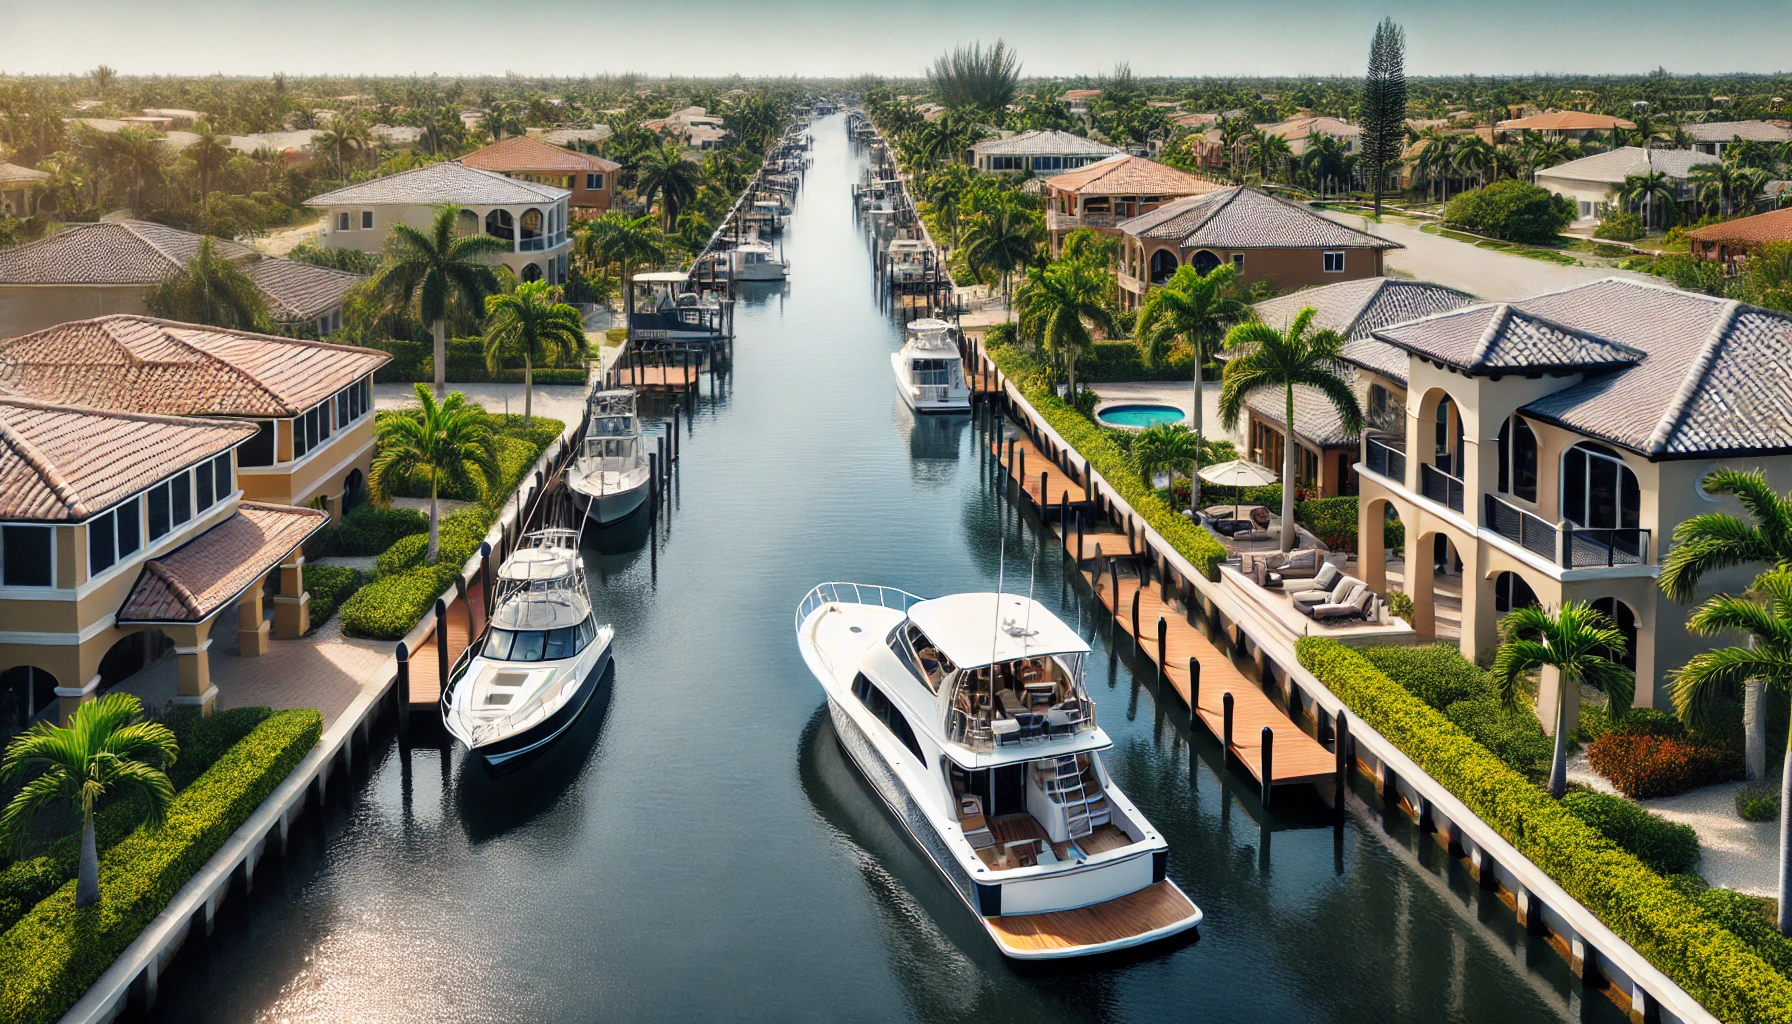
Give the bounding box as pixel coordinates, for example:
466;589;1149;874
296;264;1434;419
891;353;971;414
464;641;613;766
570;475;649;526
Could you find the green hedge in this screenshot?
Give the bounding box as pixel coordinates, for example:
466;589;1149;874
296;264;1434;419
1297;638;1792;1023
0;710;321;1024
344;506;496;639
1081;340;1205;383
304;565;371;628
1362;644;1554;778
987;342;1228;580
327;503;426;556
373;338;588;386
1561;791;1700;876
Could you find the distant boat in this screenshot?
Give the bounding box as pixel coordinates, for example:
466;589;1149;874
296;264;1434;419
794;584;1202;958
891;318;970;414
567;389;651;526
628;270;726;342
730;241;789;281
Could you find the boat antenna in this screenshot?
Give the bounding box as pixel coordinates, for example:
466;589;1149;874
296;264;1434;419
1022;536;1038;656
989;534;1005;669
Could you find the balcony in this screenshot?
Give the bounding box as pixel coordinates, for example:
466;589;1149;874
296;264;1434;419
1419;462;1465;513
1117;270;1145;294
1363;435;1405;483
1483;493;1651;568
1047;209;1118;231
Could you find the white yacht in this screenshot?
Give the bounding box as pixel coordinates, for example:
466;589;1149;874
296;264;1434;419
891;318;970;414
794;584;1202;959
443;529;614;765
730;241;789;281
568;389;652;525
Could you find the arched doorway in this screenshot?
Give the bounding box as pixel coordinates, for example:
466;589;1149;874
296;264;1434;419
486;209;515;246
456;209;479;236
1149;248;1179;285
0;666;57;735
1188;249;1222;276
521;262;544;283
97;629;171;691
342;469;366;513
1493;570;1539;613
1591;596;1639;670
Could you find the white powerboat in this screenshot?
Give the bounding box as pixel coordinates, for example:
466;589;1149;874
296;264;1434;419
730;241;789;281
891;318;970;414
443;529;614;765
568;389;652;525
794;584;1202;959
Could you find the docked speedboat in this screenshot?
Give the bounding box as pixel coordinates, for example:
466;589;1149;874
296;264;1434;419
443;529;614;765
629;271;726;341
730;241;789;281
891;318;970;414
567;389;651;525
794;585;1202;958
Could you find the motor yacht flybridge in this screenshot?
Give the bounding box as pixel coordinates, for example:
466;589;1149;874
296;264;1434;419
891;317;970;414
443;529;614;765
795;584;1202;958
568;389;651;525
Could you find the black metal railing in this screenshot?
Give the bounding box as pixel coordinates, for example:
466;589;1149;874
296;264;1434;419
1483;493;1652;567
1484;493;1561;562
1420;462;1464;512
1364;434;1406;482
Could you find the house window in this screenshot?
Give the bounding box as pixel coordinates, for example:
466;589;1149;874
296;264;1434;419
1323;251;1346;273
1496;416;1539;502
213;454;233;500
239;421;276;467
586;173;603;190
197;460;215;510
1563;443;1639;531
1494;571;1539;613
0;525;53;588
87;495;141;575
336;211;351;231
172;473;192;527
148;482;171;541
1232;253;1245;270
360;210;374;230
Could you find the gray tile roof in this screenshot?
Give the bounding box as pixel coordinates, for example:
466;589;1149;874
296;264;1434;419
1119;187;1400;250
1533;146;1718;185
1252;277;1474;384
971;129;1121;158
1375;302;1644;375
1683;120;1792;144
304;161;568;208
1245;383;1360;448
245;258;363;321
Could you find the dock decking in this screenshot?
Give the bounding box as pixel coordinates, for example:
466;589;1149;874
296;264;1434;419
611;363;701;392
991;433;1088;509
984;879;1199;955
403;577;487;708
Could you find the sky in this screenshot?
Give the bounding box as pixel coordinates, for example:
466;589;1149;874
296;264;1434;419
2;0;1788;79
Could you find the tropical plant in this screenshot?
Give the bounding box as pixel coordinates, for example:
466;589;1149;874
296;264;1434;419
1135;263;1248;511
0;693;177;908
1247;129;1293;183
1691;160;1769;218
96;126;167;214
371;205;508;397
1133;423;1214;507
1218;306;1364;551
186;130;231;215
369;385;500;563
961;201;1042;315
1616;169;1677;230
144;238;270;332
315;117;372;178
926;39;1022;113
1672;568;1792;933
578;211;668;319
1359;17;1408;216
1492;601;1634;799
1452;136;1496;188
1015;255;1115;400
482;280;590;426
634;141;703;230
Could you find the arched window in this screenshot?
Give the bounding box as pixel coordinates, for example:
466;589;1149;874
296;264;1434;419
521;262;543;283
1434;396;1463;476
456;209;479;236
1497;415;1538;502
1149;248;1179;285
485;209;515;245
1188;249;1222;276
1591;596;1639;670
520;208;544;250
1563;443;1639;531
1494;571;1539;613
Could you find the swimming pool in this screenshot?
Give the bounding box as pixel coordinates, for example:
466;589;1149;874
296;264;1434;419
1096;403;1186;429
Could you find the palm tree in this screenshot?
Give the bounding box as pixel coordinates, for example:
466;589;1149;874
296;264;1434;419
370;385;500;563
0;693;177;908
1016;256;1115;400
187;131;231;217
1691;161;1750;218
961;202;1043;317
371;205;509;397
579;211;668;321
144;238;269;331
1617;170;1677;231
1247;129;1293;184
634;142;702;231
1132;423;1209;509
1135;263;1247;512
482;280;590;427
315;119;370;179
1493;602;1634;799
100;127;166;213
1218;307;1364;551
1672;568;1792;933
1453;136;1496;188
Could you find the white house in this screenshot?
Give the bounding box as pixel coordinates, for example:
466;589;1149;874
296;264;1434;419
970;130;1120;174
1533;147;1717;225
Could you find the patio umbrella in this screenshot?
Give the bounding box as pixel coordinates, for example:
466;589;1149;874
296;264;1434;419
1198;459;1280;488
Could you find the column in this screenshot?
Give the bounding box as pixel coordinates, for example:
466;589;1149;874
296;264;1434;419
168;620;217;715
273;552;310;639
1360;498;1388;596
238;573;270;657
1409;536;1437;636
54;673;102;725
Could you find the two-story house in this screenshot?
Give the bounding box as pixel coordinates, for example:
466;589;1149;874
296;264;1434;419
1040;155;1220;257
970;130;1120;174
459;135;621;220
1352;278;1792;719
305;161;573;286
1533;147;1717;226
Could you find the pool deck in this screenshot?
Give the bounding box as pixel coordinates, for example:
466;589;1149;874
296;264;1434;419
1089;381;1243;446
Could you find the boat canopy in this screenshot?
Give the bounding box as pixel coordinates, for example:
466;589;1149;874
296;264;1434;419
906;593;1091;670
906;317;951;333
634;270;690;283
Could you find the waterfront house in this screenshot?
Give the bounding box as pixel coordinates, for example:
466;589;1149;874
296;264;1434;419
1113;186;1398;308
1351;278;1792;717
1241;278;1473;498
1255;116;1362;157
970;130;1120;174
1532;147;1717;225
0;396;327;725
1040;155;1220;256
459;135;621;219
0;161;50;220
1682;120;1792;157
0;220;362;339
305;160;573;285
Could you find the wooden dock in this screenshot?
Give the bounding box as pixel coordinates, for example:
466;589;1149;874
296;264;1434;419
991;433;1088;510
403;577;487;709
612;363;700;392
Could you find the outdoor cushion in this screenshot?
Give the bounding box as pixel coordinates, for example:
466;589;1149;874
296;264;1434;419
1312;585;1374;621
1292;574;1357;608
1278;549;1321;578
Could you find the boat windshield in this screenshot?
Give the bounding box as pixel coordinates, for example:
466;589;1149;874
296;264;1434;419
484;616;600;663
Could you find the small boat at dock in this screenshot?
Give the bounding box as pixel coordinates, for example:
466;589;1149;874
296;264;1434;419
891;317;969;413
567;389;652;525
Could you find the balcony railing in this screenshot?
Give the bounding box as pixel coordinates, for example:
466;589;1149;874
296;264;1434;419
1419;462;1465;513
1364;434;1406;483
1047;210;1118;231
1483;493;1652;568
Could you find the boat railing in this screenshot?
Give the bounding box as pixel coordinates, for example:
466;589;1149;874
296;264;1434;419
793;582;926;634
439;635;483;725
945;695;1098;753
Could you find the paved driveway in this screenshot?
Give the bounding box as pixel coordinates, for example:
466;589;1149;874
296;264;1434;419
1318;211;1659;300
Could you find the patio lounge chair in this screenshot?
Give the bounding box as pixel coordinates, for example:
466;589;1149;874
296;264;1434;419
1292;574;1358;612
1310;585;1375;622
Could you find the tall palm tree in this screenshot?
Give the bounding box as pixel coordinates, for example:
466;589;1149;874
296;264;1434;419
371;205;509;397
1132;423;1209;510
1672;568;1792;933
315;118;370;179
1218;307;1363;550
370;385;500;563
579;211;667;321
1248;129;1293;184
482;280;590;427
1135;263;1247;512
187;131;231;216
100;127;166;213
1493;602;1634;799
1453;136;1496;189
1659;469;1792;781
0;693;177;908
634;142;702;231
1691;160;1750;218
961;202;1043;317
1617;170;1677;230
144;238;269;331
1016;256;1115;399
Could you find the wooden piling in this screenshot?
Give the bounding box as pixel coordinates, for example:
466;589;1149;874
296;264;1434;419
1261;727;1275;809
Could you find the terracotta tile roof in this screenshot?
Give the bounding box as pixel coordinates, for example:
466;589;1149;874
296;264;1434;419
1257;116;1361;141
1686;208;1792;248
304;160;568;207
1042;156;1222;198
1497;112;1636;132
0;396;253;521
0;162;49;186
1119;187;1400;250
0;315;389;418
459;135;620;174
1253;277;1475;384
117;502;327;623
1061;89;1102;101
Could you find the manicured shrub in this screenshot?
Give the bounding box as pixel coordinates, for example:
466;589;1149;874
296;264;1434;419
1443;179;1575;243
1738;784;1781;822
1443;697;1555;778
1295;496;1357;552
0;710;320;1024
1081;340;1198;383
1385;590;1415;624
304;565;371;627
339;565;457;640
1561;790;1700;875
1587;731;1743;799
328;503;426;556
1617;707;1687;738
1691;884;1792;977
1595;212;1645;242
375;532;429;576
1296;637;1792;1021
1361;643;1491;711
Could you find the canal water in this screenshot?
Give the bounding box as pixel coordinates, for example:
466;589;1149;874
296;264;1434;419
145;116;1621;1024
